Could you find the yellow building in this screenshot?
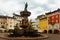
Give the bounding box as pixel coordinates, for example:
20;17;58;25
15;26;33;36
36;15;48;32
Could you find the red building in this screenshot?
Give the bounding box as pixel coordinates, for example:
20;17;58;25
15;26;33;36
48;13;59;24
46;9;60;33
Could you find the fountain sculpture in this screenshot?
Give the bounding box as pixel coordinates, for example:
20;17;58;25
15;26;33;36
8;2;40;37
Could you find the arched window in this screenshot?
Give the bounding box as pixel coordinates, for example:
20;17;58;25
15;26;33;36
1;26;4;28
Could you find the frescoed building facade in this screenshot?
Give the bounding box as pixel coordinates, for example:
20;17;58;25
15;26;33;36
36;15;48;32
0;16;15;31
46;9;60;33
0;13;23;32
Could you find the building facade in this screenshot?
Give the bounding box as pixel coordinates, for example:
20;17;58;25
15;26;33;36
13;13;22;27
46;9;60;33
0;13;23;32
0;16;15;31
7;17;15;30
36;15;48;32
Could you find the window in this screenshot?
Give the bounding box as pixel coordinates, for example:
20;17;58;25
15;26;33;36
1;26;4;28
52;20;54;23
3;23;5;24
55;24;59;29
56;15;58;18
52;17;54;19
1;23;2;24
56;20;58;23
10;25;12;27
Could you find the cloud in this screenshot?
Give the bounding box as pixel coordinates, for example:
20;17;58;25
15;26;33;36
46;0;60;11
0;0;24;16
29;7;46;20
0;0;60;20
30;0;48;5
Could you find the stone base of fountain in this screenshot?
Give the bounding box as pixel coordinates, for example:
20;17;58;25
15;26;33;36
0;34;48;40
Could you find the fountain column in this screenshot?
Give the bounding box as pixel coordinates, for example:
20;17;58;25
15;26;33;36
20;3;31;28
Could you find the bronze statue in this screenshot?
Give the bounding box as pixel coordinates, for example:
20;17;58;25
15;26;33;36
24;2;28;10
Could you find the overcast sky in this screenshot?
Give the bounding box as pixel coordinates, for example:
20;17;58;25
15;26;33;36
0;0;60;20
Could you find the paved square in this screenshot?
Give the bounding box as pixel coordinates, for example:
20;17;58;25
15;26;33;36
44;34;60;40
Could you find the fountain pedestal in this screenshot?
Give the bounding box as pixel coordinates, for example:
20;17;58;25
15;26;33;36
0;34;48;40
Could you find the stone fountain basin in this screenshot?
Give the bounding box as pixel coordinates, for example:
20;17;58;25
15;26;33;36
0;34;48;40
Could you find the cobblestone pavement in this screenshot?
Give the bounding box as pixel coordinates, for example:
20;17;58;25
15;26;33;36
0;33;9;40
0;38;6;40
44;34;60;40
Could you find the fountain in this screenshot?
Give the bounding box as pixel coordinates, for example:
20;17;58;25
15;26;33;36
0;3;48;40
8;2;40;37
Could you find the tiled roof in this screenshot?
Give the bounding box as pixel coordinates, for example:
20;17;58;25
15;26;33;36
39;17;47;20
0;15;15;19
46;8;60;15
37;15;45;19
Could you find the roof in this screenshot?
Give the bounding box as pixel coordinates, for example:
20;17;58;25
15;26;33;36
36;14;47;20
46;8;60;15
0;15;15;19
39;17;47;20
37;15;45;19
